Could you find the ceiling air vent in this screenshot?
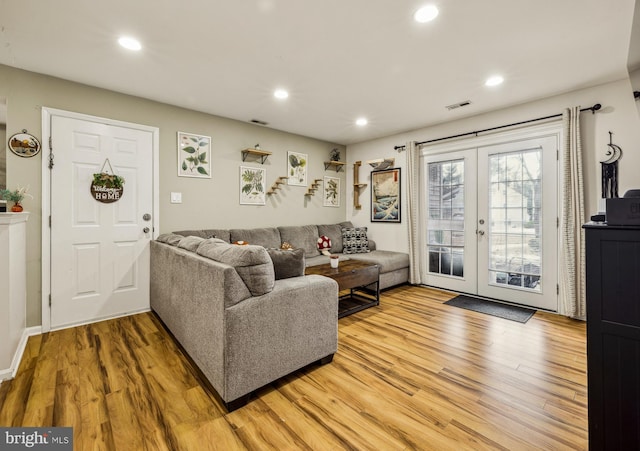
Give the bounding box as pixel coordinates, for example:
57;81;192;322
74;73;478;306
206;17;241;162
445;100;472;111
250;119;269;126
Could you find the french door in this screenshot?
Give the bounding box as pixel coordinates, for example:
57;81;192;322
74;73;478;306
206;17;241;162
423;134;558;311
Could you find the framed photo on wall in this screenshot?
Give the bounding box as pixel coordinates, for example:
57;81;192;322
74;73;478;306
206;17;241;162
323;176;340;207
287;151;308;186
371;168;401;223
239;166;266;205
177;131;211;178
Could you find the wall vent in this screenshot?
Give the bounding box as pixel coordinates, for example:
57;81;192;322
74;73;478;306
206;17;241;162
250;119;269;126
445;100;472;111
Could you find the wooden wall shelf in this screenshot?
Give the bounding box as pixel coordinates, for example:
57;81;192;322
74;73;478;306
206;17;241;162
305;179;323;196
241;148;272;164
353;161;366;209
267;176;289;195
324;161;346;172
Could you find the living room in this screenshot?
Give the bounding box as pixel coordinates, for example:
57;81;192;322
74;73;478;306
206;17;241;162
1;1;640;449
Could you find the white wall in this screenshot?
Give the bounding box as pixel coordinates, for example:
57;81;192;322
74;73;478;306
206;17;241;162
347;77;640;252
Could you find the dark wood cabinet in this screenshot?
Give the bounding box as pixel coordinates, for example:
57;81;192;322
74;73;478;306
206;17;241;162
584;223;640;450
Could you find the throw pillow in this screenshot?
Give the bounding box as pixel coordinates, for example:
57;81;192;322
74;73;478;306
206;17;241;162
266;248;305;280
177;236;206;252
317;235;332;256
317;224;344;253
342;227;370;254
156;233;183;246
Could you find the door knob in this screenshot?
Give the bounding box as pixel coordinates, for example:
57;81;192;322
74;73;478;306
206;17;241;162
143;227;150;234
478;230;485;236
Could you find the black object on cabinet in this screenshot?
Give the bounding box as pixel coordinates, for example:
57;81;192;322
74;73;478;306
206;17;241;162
584;223;640;450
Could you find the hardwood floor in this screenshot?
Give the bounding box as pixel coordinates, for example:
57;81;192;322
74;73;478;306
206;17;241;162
0;285;587;450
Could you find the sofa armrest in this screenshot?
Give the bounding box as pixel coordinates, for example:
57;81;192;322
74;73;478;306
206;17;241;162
223;274;338;401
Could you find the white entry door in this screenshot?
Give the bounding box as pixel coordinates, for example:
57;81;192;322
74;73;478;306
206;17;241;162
48;113;156;329
423;133;559;311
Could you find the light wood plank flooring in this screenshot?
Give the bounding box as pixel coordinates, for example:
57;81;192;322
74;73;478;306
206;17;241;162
0;285;587;450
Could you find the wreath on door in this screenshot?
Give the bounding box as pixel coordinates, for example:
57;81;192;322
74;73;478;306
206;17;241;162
91;159;125;203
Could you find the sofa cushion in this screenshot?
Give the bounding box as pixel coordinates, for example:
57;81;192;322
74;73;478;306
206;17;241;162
229;228;281;249
173;229;231;242
266;248;305;280
317;224;344;253
278;225;320;258
197;238;275;296
342;227;370;254
177;236;206;252
157;233;184;246
347;250;410;273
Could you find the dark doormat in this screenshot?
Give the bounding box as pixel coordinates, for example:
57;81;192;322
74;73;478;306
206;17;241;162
444;294;535;323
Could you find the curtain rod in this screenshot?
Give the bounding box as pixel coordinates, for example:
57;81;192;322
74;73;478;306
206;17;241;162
394;103;601;152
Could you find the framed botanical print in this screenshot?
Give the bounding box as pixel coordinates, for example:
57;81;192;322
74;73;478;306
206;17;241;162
239;166;266;205
371;168;401;223
177;131;211;178
323;176;340;207
287;151;308;186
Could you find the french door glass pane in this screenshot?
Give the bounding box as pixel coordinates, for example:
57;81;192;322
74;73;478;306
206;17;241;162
487;149;542;291
427;159;464;277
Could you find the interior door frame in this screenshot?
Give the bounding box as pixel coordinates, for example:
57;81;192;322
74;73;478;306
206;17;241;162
419;120;563;309
41;107;160;333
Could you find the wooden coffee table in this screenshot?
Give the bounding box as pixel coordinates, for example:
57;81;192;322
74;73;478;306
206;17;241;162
305;260;380;318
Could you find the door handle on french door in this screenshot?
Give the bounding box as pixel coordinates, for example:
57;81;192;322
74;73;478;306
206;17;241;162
143;227;150;234
477;230;485;236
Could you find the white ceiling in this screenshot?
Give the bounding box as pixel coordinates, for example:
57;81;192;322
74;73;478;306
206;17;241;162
0;0;637;145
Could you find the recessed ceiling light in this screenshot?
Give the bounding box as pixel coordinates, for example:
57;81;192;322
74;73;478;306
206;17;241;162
274;89;289;99
356;118;368;126
118;36;142;51
414;5;439;23
485;75;504;87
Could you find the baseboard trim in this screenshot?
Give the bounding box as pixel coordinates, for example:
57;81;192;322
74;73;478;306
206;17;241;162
0;326;42;383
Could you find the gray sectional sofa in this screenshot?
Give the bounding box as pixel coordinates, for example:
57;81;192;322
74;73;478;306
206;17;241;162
174;221;409;290
150;222;408;411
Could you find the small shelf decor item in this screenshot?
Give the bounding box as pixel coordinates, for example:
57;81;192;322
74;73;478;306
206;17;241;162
0;185;33;212
287;151;308;186
91;159;125;204
8;129;41;158
371;167;401;223
240;166;266;205
178;131;211;178
323;176;340;207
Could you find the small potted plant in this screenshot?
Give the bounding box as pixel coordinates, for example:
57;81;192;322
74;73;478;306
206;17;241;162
0;185;33;212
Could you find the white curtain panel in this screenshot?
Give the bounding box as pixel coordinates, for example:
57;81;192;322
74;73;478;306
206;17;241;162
406;141;422;284
559;107;586;319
